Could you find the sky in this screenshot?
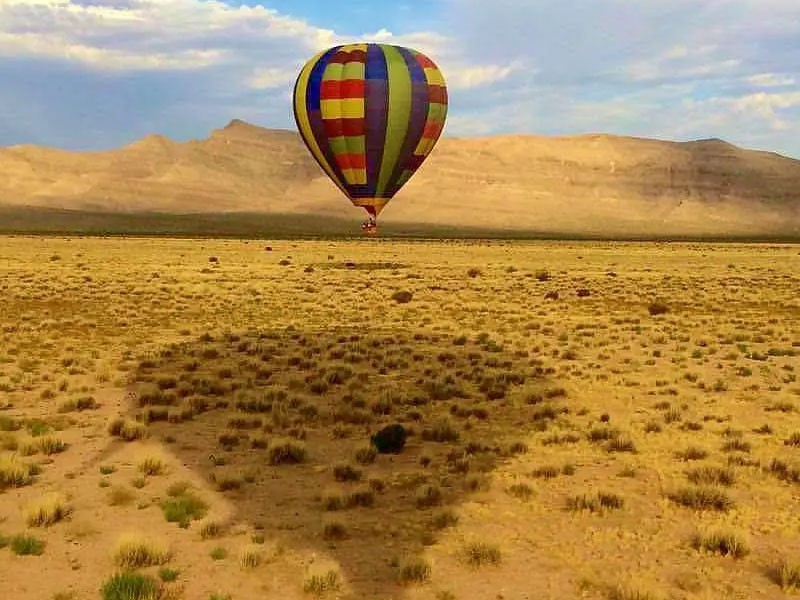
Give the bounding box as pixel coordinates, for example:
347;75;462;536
1;0;799;158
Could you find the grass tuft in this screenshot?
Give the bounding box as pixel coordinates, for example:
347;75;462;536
667;486;733;511
686;466;735;486
113;533;170;568
25;492;71;527
690;531;749;557
303;567;341;595
567;492;624;513
100;572;159;600
267;438;307;465
161;490;208;528
464;541;501;567
398;556;431;584
10;534;45;556
238;544;263;569
0;454;35;488
108;418;147;442
770;559;800;590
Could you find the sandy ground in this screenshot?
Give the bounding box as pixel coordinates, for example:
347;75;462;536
0;237;799;600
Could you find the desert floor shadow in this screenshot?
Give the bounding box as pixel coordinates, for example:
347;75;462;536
125;327;565;598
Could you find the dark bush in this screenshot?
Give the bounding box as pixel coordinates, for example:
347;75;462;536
371;424;407;454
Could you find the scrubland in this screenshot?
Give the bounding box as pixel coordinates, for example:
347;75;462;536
0;236;798;600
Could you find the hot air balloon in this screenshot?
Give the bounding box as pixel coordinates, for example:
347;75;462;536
293;43;448;234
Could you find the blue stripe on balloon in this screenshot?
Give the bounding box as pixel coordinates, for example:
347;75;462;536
363;44;390;198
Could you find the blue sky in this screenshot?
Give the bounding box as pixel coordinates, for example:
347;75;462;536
1;0;799;159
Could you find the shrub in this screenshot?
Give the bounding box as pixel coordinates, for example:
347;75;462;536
370;424;407;454
432;509;459;530
567;492;624;513
421;419;460;443
648;301;669;316
686;466;735;486
531;466;560;479
138;455;167;476
238;544;262;569
332;464;362;482
322;489;346;511
534;270;551;282
767;458;800;483
108;418;147;441
25;493;71;527
158;567;179;582
464;541;501;567
398;556;431;584
722;439;751;453
354;445;377;465
415;484;443;509
100;572;159;600
303;567;341;594
199;520;224;540
675;447;708;461
391;290;413;304
771;559;800;591
690;531;748;557
587;427;620;442
322;519;347;541
606;437;636;453
784;432;800;447
346;487;375;508
0;454;35;488
507;482;534;500
161;492;208;527
113;534;170;568
268;438;307;465
667;486;733;511
9;534;45;556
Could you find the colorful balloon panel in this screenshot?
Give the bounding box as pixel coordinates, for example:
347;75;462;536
293;43;448;217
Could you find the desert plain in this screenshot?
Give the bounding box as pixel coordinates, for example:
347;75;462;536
0;236;799;600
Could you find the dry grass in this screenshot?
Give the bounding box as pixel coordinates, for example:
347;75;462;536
303;564;341;595
667;486;734;511
567;492;625;513
690;530;749;557
137;453;167;476
770;559;800;591
24;492;71;527
1;238;798;600
113;533;171;568
463;541;502;567
0;453;36;488
238;544;263;569
398;556;431;584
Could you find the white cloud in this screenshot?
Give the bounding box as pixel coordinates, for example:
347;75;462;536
446;61;526;90
1;0;800;159
0;31;224;69
0;0;337;70
747;73;796;88
247;66;298;90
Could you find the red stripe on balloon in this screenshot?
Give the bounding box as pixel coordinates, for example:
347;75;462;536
428;85;447;104
321;79;366;99
335;153;367;170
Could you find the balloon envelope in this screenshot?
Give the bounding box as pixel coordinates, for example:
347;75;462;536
293;43;448;218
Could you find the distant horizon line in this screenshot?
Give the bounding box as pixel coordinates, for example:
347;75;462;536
3;118;799;162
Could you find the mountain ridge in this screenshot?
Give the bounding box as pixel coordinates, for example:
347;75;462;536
1;120;798;236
